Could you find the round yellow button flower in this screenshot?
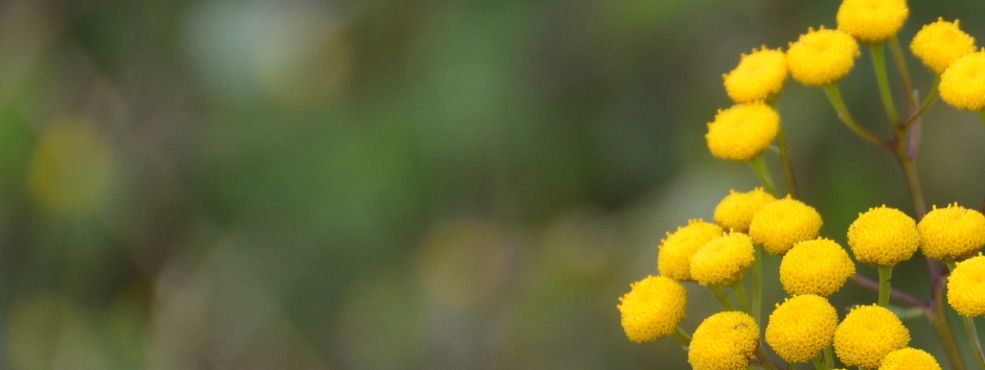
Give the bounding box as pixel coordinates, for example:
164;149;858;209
714;187;777;232
834;304;910;369
836;0;908;43
787;27;860;86
705;102;780;161
780;238;856;297
617;275;687;342
690;232;755;287
689;311;759;370
940;51;985;111
918;203;985;260
910;18;976;74
765;294;838;363
723;47;788;103
658;219;724;281
749;196;823;255
879;347;942;370
847;205;920;267
947;255;985;317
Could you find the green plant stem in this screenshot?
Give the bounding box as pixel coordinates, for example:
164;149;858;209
673;326;691;346
889;36;917;110
960;316;985;370
824;348;835;369
749;155;777;195
776;124;798;197
822;84;887;147
902;76;938;129
757;346;782;370
752;246;763;326
811;356;825;370
733;282;751;313
878;266;892;307
930;292;968;370
870;43;899;125
711;286;735;310
979;111;985;129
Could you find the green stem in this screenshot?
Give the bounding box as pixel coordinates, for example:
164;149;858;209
824;348;835;369
889;36;917;110
811;356;825;370
733;282;751;313
870;43;899;125
930;293;968;370
757;346;782;370
895;146;927;217
961;315;985;370
979;111;985;129
902;76;938;128
673;326;692;346
711;286;735;310
822;84;887;147
776;123;798;197
749;155;777;195
878;266;893;307
752;246;763;326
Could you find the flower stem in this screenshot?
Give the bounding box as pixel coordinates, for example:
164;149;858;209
711;286;735;310
673;326;691;346
978;111;985;129
811;355;825;370
870;43;899;125
752;246;763;326
776;123;798;197
824;347;835;369
733;282;751;313
749;154;777;195
960;316;985;370
878;266;893;307
930;291;968;370
757;346;782;370
902;76;938;129
822;84;887;147
889;36;917;110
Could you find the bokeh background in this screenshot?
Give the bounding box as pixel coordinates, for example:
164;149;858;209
0;0;983;369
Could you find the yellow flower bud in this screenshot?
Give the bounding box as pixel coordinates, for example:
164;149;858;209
689;311;759;370
658;219;724;281
940;51;985;111
834;304;910;369
617;275;687;342
749;196;823;255
705;102;780;161
690;232;755;287
847;205;919;267
947;255;985;317
836;0;908;43
723;47;788;103
910;18;976;74
713;188;777;232
787;27;860;86
765;295;839;363
879;347;942;370
780;238;856;297
918;203;985;260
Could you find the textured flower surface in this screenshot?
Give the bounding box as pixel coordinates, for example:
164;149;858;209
836;0;908;43
780;238;856;296
749;196;823;255
658;219;724;281
765;294;838;363
910;18;976;74
689;311;759;370
879;347;942;370
947;255;985;317
919;203;985;260
714;188;777;232
833;304;910;369
617;275;687;342
705;102;780;161
690;232;755;286
723;47;788;103
940;51;985;111
787;27;860;86
847;205;919;267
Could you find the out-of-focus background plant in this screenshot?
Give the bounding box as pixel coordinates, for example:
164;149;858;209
0;0;983;369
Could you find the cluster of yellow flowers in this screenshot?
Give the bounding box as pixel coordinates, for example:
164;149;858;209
618;1;985;369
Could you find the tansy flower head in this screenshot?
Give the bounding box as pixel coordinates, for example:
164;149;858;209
780;238;856;297
833;304;910;369
947;255;985;317
765;294;839;363
939;51;985;111
787;27;860;86
749;196;823;255
879;347;942;370
617;275;687;342
836;0;909;43
714;187;777;232
688;311;759;370
690;232;755;286
847;205;919;267
910;18;976;74
705;102;780;161
723;47;788;103
658;219;724;281
918;203;985;260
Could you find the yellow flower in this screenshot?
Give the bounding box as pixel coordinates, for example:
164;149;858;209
947;255;985;317
834;304;910;369
836;0;908;43
910;18;976;74
879;348;942;370
787;27;860;86
847;205;920;267
918;203;985;260
780;238;856;297
714;188;777;232
705;102;780;161
765;295;839;363
749;196;823;255
689;311;759;370
940;51;985;111
690;232;755;286
658;219;724;281
617;275;688;342
723;47;788;103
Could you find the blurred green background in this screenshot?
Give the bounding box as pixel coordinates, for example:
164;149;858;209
0;0;984;369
